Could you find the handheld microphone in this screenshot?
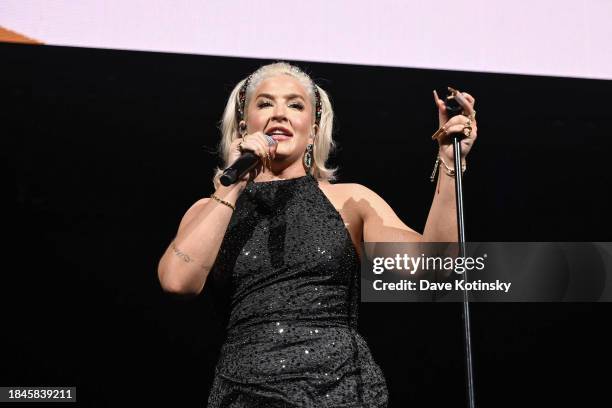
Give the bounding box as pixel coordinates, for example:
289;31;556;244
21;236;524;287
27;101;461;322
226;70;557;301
219;134;277;186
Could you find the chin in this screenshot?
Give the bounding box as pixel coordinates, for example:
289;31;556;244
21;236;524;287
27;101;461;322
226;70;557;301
273;145;293;158
272;152;290;161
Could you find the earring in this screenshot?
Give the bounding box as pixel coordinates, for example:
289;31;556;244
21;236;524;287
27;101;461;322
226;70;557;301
303;143;314;170
239;121;247;136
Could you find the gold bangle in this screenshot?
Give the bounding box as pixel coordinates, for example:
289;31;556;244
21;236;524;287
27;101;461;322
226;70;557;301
210;194;235;211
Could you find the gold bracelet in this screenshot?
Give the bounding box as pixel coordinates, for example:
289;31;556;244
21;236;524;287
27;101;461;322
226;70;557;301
430;155;441;182
210;194;235;211
431;154;467;182
438;155;466;177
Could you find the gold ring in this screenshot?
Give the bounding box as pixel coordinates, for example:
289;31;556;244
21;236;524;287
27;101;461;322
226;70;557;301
260;150;268;163
432;126;447;140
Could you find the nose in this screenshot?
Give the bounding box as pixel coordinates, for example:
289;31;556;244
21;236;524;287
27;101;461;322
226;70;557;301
271;104;288;122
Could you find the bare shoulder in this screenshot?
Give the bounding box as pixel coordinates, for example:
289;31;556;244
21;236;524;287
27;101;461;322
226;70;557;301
317;180;370;196
317;180;386;210
319;179;419;240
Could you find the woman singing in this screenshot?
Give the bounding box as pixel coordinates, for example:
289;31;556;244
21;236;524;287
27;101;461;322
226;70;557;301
157;62;477;407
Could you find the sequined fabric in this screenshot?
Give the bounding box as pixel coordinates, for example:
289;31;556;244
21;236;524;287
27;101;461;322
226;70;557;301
207;174;388;407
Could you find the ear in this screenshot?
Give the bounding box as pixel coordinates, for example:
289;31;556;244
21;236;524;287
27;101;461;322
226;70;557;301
308;132;316;145
311;124;319;141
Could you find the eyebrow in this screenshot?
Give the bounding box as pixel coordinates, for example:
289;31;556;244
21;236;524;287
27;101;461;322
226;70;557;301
255;93;306;102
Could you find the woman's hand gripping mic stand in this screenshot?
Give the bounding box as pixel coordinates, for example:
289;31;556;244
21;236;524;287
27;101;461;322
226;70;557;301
443;88;476;408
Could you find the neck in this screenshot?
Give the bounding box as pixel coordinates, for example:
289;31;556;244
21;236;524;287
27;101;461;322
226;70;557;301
253;161;307;182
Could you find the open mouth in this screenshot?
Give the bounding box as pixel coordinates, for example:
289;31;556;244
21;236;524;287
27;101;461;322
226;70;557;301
266;126;293;141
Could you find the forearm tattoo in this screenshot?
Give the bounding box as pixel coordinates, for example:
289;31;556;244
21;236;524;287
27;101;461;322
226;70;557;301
171;241;194;263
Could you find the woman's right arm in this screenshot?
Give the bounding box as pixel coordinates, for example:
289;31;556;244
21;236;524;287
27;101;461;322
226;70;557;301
158;131;275;295
157;181;246;295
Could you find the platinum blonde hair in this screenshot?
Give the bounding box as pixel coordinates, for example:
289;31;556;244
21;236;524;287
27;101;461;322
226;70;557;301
213;62;337;188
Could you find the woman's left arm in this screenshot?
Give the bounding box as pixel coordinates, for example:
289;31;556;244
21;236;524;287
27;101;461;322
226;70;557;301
422;89;478;242
356;89;477;245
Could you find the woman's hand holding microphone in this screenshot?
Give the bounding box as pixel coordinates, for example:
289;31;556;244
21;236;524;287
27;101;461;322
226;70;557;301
227;131;278;183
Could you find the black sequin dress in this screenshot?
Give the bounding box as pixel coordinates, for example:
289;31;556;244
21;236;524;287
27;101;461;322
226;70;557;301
206;174;388;407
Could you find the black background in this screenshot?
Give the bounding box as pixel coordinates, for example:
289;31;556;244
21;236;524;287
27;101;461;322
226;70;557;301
3;42;612;407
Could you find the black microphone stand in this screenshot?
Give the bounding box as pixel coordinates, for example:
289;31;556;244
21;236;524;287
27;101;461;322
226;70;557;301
453;134;475;408
445;91;475;408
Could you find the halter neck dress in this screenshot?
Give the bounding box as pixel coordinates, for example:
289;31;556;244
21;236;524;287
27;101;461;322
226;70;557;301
206;174;388;407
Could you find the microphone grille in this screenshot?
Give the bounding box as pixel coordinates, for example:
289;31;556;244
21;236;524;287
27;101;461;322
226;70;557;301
264;134;278;146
